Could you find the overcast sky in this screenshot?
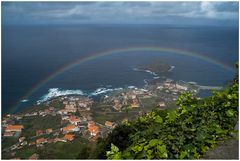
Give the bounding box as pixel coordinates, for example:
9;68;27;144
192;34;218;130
2;1;239;26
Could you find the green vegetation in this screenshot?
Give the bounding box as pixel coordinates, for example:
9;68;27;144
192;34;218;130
141;60;171;74
2;137;18;149
15;147;37;159
38;138;88;159
21;115;61;138
94;78;238;159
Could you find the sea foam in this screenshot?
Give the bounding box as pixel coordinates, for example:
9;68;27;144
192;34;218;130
89;87;123;96
133;68;158;76
37;88;85;104
168;66;175;72
21;99;29;103
37;87;125;104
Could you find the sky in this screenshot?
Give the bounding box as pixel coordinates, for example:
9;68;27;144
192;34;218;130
1;1;239;26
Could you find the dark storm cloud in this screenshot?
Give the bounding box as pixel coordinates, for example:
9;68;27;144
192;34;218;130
1;2;238;26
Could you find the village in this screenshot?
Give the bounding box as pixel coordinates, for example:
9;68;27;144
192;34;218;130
2;78;200;159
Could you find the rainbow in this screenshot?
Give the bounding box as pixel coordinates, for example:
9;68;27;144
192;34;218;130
10;46;235;113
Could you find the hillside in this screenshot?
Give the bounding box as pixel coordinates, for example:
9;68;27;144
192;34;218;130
93;75;238;159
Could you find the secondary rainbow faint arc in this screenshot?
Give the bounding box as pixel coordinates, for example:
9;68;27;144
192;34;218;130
10;46;235;113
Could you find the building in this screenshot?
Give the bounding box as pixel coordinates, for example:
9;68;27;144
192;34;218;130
36;130;44;136
63;134;75;141
62;116;69;120
62;124;79;133
69;116;81;125
28;142;36;146
19;137;25;142
176;83;188;91
3;132;14;137
20;141;28;146
36;138;47;145
88;121;100;136
5;125;24;132
46;128;53;134
54;137;67;143
113;99;122;111
88;125;100;136
65;102;77;113
159;102;166;107
105;121;114;128
57;109;68;115
131;98;140;108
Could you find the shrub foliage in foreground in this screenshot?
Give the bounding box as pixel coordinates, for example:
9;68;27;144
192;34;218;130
102;81;238;159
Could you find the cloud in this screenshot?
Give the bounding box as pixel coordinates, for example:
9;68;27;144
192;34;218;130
1;2;238;25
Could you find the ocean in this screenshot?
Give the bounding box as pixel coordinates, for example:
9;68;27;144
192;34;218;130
2;24;238;114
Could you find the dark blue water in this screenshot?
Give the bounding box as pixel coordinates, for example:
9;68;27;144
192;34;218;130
2;24;238;114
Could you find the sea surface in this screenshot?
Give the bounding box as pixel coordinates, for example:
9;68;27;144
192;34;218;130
2;24;238;114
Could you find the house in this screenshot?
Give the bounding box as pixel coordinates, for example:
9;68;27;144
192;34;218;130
36;138;47;145
131;98;140;108
28;153;39;160
113;99;122;111
28;142;36;146
69;116;81;125
46;128;53;134
48;139;55;144
54;137;67;143
2;120;8;127
88;125;100;136
105;121;114;128
62;115;69;120
159;102;166;107
57;109;68;115
20;141;28;146
3;132;14;137
5;125;24;132
19;137;25;142
36;130;44;136
157;86;164;90
176;83;188;91
62;124;79;133
63;134;75;141
88;122;100;136
65;104;77;113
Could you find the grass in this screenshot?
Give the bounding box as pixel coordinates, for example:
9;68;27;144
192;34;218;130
15;147;37;159
38;138;88;159
21;115;61;138
2;137;18;149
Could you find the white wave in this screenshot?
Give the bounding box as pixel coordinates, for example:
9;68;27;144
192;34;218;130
21;99;29;103
128;86;136;89
90;87;123;96
145;70;158;76
133;68;158;76
37;88;85;104
168;66;175;72
154;76;160;79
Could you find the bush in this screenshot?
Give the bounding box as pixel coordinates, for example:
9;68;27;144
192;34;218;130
105;82;238;159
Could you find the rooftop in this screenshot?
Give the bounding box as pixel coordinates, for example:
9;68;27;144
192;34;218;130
63;134;75;141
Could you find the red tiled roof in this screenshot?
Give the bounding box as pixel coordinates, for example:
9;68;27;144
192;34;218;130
62;124;76;131
88;125;99;134
6;125;23;131
63;134;75;141
36;138;47;144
